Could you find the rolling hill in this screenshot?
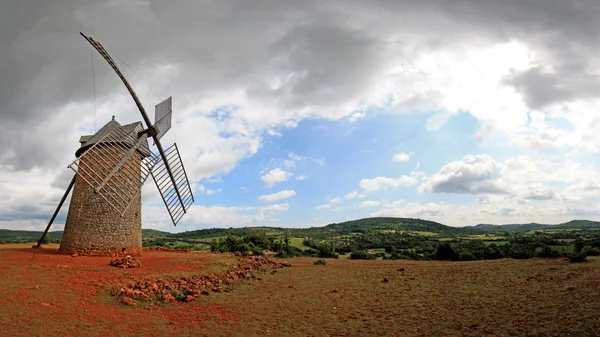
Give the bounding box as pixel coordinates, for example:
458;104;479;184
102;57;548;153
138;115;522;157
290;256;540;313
2;217;600;241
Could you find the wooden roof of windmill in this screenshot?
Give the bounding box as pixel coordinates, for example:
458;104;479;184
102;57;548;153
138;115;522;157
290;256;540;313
76;116;151;157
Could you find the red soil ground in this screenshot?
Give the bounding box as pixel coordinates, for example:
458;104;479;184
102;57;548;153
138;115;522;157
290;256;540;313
0;244;245;336
1;244;600;336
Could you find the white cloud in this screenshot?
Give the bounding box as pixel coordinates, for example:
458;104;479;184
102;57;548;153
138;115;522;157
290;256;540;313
360;200;380;208
259;190;297;202
267;129;282;137
312;158;325;166
295;175;307;181
283;153;305;168
418;154;505;194
261;168;292;187
372;200;447;218
392;152;411;162
345;191;358;199
315;196;343;210
206;188;222;196
360;173;421;192
315;204;331;210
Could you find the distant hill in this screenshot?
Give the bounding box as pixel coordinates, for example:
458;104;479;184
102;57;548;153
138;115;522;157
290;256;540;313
2;217;600;241
316;217;458;234
0;229;63;239
465;219;600;232
0;229;169;240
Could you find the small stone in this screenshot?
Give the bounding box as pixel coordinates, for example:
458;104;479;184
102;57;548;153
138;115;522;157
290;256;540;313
162;294;175;302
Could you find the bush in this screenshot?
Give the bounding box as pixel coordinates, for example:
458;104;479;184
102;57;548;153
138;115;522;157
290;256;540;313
317;244;339;259
533;244;560;258
458;251;477;261
313;259;327;265
349;250;374;260
582;246;600;256
251;246;264;256
434;242;458;261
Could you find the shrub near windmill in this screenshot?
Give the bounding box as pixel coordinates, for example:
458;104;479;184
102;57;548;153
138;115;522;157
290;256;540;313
36;33;194;256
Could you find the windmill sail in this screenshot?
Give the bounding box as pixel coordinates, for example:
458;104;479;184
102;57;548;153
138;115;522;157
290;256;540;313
68;122;158;216
80;32;193;226
154;96;173;140
150;143;194;226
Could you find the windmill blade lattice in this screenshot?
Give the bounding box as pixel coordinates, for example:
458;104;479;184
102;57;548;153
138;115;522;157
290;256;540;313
154;96;173;140
150;143;194;225
68;124;158;216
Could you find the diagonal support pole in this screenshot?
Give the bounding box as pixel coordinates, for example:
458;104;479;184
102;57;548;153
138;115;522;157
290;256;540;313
35;174;76;248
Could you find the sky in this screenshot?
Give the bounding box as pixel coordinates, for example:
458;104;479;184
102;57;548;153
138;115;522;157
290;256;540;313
2;0;600;232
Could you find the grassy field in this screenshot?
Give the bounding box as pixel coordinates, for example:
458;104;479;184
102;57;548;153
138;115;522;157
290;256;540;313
483;240;509;246
289;237;312;251
0;244;599;336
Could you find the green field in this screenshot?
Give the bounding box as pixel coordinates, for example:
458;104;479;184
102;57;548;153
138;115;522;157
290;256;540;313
289;237;312;250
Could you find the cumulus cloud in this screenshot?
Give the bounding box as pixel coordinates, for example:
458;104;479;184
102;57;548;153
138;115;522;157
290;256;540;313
360;200;380;208
372;200;446;218
261;168;292;187
345;191;358;199
259;190;297;202
392;152;411;162
315;196;342;210
418;154;505;194
206;188;222;196
360;174;420;192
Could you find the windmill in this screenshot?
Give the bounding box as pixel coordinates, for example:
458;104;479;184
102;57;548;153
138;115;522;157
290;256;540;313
36;33;194;256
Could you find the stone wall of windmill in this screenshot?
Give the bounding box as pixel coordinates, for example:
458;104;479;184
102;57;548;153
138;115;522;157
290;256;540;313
58;119;147;256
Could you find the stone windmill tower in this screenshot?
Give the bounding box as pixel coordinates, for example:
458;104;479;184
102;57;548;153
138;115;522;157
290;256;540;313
58;118;151;256
36;33;194;255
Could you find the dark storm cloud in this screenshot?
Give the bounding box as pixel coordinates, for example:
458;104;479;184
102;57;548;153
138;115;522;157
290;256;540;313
1;0;600;171
504;67;600;110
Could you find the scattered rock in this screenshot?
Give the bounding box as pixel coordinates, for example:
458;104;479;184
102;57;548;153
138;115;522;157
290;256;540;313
383;277;389;283
109;255;141;269
121;297;136;306
288;285;295;289
397;267;405;272
281;261;292;267
331;288;339;293
116;255;290;304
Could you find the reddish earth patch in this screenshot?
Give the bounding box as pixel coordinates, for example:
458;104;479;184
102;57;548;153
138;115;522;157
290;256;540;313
0;244;249;336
